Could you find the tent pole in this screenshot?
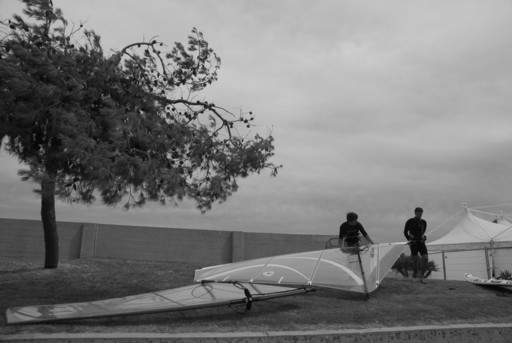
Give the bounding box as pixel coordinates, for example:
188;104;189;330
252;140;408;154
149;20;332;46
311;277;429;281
490;241;496;278
442;250;447;280
485;246;491;279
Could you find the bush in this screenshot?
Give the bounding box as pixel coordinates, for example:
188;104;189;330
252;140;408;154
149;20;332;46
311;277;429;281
391;253;439;279
499;270;512;280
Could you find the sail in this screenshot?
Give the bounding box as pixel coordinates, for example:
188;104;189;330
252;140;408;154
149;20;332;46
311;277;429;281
194;243;407;294
6;282;305;325
7;243;406;324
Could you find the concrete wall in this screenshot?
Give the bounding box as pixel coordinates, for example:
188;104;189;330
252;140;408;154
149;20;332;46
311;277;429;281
0;218;332;264
0;218;83;260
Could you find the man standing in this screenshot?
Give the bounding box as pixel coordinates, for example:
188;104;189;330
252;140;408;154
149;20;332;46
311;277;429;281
404;207;428;283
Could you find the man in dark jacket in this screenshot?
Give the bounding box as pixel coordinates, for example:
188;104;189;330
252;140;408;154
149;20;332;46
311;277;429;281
404;207;428;283
339;212;374;248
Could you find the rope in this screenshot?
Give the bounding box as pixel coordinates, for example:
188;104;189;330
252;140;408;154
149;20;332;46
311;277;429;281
425;208;465;238
470;202;512;211
231;282;253;313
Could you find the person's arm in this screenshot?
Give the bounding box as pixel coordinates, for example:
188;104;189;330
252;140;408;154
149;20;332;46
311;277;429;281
422;220;427;241
364;235;374;244
339;223;345;239
359;223;374;244
339;223;347;247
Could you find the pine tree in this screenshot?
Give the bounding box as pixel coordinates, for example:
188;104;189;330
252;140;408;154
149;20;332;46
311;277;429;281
0;0;280;268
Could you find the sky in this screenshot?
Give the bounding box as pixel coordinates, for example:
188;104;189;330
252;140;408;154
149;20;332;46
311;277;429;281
1;0;512;243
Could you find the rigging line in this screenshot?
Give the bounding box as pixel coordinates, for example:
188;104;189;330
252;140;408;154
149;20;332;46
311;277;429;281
469;208;505;216
471;210;512;220
471;202;512;210
425;209;464;237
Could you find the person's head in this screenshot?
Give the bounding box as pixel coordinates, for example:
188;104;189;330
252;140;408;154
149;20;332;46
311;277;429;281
346;212;358;224
414;207;423;219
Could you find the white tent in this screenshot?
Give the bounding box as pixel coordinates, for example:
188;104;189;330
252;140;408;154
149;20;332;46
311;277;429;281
429;210;512;246
427;207;512;281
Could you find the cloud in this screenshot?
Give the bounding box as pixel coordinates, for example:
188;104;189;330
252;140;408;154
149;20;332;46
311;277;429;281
1;0;512;244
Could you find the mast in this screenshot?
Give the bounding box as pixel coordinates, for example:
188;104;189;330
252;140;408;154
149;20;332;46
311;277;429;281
356;245;370;299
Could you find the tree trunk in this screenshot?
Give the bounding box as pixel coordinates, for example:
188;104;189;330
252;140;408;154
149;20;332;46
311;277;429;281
41;174;59;269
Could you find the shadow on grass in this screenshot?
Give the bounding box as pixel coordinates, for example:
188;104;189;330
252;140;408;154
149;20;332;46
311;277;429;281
311;288;372;301
473;284;512;297
0;266;44;276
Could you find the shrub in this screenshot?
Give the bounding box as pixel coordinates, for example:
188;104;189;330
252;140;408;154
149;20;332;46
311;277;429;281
499;270;512;280
391;253;439;279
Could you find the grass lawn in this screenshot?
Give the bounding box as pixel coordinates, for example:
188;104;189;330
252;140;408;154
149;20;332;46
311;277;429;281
2;257;512;335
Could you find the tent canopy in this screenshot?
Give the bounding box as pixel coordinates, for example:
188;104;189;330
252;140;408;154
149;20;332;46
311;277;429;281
426;206;512;281
428;210;512;245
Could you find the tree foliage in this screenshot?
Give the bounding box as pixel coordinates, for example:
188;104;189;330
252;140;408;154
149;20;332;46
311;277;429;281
0;0;280;267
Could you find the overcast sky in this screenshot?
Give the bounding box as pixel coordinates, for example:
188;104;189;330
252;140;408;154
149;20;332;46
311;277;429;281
1;0;512;243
